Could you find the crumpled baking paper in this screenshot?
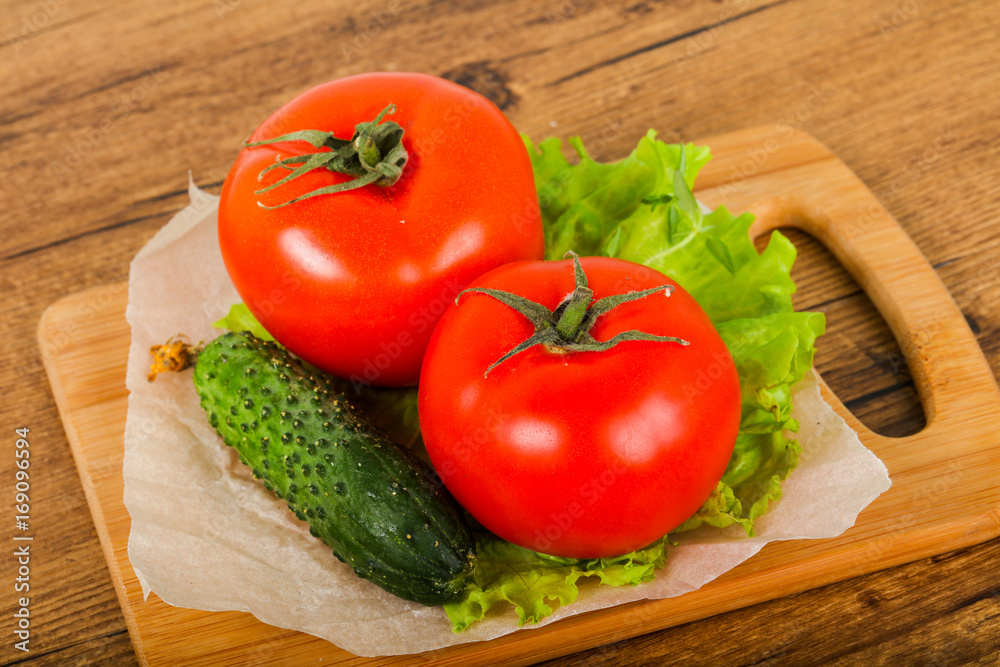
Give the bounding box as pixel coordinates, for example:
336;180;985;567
123;180;891;657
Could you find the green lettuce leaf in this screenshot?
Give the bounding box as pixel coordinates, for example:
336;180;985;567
213;303;275;341
689;311;825;530
527;131;710;259
443;534;667;631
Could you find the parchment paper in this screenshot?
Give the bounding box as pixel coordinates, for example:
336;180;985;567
123;180;891;657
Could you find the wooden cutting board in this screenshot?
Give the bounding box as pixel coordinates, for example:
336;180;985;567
38;125;1000;666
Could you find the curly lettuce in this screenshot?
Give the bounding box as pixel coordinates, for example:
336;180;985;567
444;534;668;631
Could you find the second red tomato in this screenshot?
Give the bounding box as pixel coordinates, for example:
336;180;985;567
418;255;741;558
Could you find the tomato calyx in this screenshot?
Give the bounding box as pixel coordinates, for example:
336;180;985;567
456;252;690;376
245;103;408;209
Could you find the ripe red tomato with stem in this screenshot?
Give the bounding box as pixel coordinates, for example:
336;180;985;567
218;72;544;387
418;253;741;558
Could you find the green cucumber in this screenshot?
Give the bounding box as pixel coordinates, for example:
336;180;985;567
193;331;476;605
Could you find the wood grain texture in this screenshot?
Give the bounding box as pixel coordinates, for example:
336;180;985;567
33;125;1000;665
3;0;1000;664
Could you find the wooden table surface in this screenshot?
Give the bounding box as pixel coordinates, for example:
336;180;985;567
3;0;999;664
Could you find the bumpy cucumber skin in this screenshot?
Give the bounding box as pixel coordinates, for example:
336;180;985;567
193;331;476;606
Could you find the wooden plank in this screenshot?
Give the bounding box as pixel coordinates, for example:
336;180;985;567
38;124;1000;665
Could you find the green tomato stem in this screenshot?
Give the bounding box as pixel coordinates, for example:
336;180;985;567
554;285;594;342
455;251;690;377
245;103;408;209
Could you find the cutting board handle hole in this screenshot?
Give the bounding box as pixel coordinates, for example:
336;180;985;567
751;225;927;438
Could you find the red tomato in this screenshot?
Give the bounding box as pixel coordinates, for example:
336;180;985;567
418;256;741;558
218;72;544;387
